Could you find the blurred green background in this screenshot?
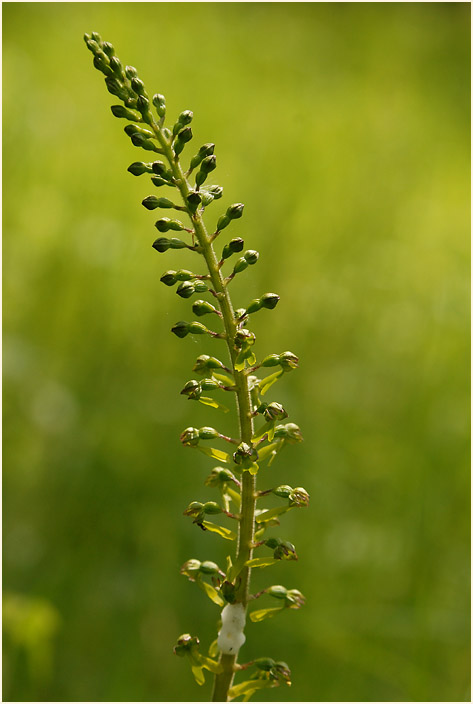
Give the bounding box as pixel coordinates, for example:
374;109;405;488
3;2;470;702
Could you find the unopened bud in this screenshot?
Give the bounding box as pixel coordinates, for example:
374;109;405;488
199;560;220;575
155;217;185;232
232;257;248;275
272;485;293;498
260;292;280;309
187;191;202;213
221;238;244;260
180;428;200;445
195;155;217;187
192;300;218;316
190;143;215;170
226;203;244;220
125;65;138;79
193;354;226;374
131;77;146;96
127;161;152;176
142;196;174;210
266;585;288;600
160;270;178;286
199;427;219;440
244;250;259;265
152;93;166;118
203;501;222;515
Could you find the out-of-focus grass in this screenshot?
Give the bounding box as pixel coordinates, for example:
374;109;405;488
3;3;470;702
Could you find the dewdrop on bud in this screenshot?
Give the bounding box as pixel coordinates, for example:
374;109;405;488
217;603;246;655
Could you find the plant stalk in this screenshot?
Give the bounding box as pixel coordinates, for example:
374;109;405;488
150;120;256;701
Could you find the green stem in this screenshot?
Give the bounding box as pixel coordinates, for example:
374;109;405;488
149;121;256;701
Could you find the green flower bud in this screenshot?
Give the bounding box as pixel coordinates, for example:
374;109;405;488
192;355;226;374
266;585;288;600
152;237;187;252
180;110;194;125
199;560;220;575
124;124;153;138
180;559;202;580
152;93;166;118
151;160;167;175
199;427;219;440
102;41;114;56
274;423;303;443
155;217;185;232
105;77;128;100
187;191;202;213
254;658;276;672
279;351;299;371
142;196;174;210
264;537;281;549
151;176;169;187
261;354;281;368
127;161;152;176
216;214;230;232
160;270;178;286
111;104;138;120
125;65;138;79
180;380;201;397
195;155;217;187
176;281;195;299
205;467;238;487
174;126;193;155
187;321;210;335
200;379;220;392
109;56;123;76
260;292;280;310
288;487;310;507
136;95;150;116
226;203;244;220
131;77;146;96
246;298;262;315
130;133;159;152
192;300;218;316
162;127;172;140
272;485;293;499
183;500;205;516
244;250;259;265
93;54;113;76
175;269;196;281
221;238;244;260
203;501;222;515
190;143;215;170
273;541;298;561
180;428;200;445
232;257;248;275
91;32;102;44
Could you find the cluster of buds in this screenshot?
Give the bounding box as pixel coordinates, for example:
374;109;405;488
86;33;307;700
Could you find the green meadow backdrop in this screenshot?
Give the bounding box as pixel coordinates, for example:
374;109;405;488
3;3;470;702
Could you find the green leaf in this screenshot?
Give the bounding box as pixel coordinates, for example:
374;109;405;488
252;420;275;443
198;396;229;413
196;578;225;606
259;370;283;395
201;521;237;540
245;556;280;569
197;446;231;463
255;506;290;523
249;606;285;622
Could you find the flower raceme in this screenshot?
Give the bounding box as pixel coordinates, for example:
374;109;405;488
85;32;308;703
